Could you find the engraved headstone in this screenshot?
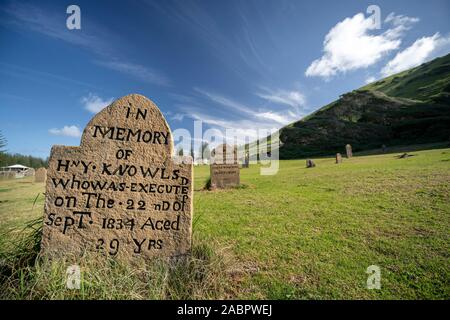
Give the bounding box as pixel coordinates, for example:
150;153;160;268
41;94;193;261
306;159;316;168
35;167;47;183
210;144;240;188
335;153;342;164
346;144;353;158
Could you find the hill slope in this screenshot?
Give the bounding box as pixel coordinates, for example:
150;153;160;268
277;53;450;159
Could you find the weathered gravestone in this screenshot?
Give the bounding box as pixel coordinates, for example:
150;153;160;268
242;152;250;168
41;94;193;261
35;167;47;183
306;159;316;168
335;153;342;164
210;144;240;188
346;144;353;158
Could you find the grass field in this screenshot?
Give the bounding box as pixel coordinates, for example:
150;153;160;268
1;147;449;299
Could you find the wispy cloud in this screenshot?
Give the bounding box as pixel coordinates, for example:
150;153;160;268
306;12;418;79
81;93;114;113
365;76;376;84
0;62;98;90
166;110;185;121
255;111;290;125
194;88;254;116
3;2;169;86
95;61;170;86
148;0;274;81
256;90;305;108
2;2;111;56
49;125;82;138
381;33;450;76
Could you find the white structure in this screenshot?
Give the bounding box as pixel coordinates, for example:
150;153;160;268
0;164;35;178
1;164;29;172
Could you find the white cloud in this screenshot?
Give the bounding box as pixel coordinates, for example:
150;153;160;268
255;111;290;124
305;12;418;78
166;111;185;121
49;125;82;138
256;89;305;108
95;60;169;86
194;88;252;115
381;33;450;76
365;76;376;84
171;113;185;121
81;93;114;113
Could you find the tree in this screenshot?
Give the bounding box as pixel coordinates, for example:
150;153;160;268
177;147;184;156
190;143;195;160
199;141;210;160
0;131;7;166
0;130;7;153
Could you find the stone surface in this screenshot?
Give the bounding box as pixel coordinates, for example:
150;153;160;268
41;94;193;261
346;144;353;158
35;167;47;183
335;153;342;164
210;144;240;188
212;144;237;165
306;159;316;168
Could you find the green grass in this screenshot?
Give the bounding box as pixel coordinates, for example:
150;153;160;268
1;147;449;299
361;53;450;102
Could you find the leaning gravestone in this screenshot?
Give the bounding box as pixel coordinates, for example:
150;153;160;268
41;94;193;262
210;144;240;188
35;167;47;183
335;153;342;164
346;144;353;158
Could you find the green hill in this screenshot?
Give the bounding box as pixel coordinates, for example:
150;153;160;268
275;53;450;159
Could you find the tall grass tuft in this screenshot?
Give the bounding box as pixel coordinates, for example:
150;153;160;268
0;218;234;300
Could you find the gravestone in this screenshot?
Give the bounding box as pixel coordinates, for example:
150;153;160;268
306;159;316;168
41;94;193;262
335;153;342;164
346;144;353;158
210;144;240;188
242;152;250;168
35;167;47;183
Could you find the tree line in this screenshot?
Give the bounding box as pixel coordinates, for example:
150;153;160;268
0;131;48;169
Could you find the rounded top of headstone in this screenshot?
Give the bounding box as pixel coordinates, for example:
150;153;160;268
212;144;237;162
213;144;237;154
80;94;173;163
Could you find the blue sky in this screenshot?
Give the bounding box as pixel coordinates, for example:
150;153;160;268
0;0;449;158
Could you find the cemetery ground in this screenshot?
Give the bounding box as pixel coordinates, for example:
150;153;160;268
0;146;449;299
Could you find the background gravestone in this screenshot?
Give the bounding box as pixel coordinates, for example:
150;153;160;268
210;144;240;188
306;159;316;168
242;152;250;168
346;144;353;158
35;167;47;183
335;153;342;164
41;94;193;261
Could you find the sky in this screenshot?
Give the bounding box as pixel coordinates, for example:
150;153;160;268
0;0;449;159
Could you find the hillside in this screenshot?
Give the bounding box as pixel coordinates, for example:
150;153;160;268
276;53;450;159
